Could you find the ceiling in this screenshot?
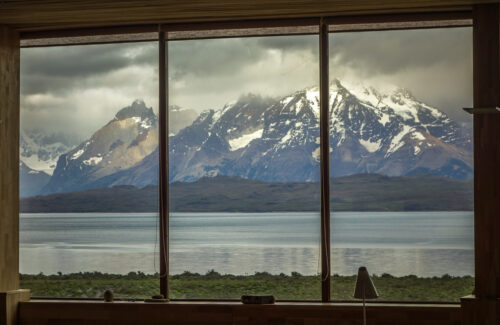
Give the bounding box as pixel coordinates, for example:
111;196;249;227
0;0;496;32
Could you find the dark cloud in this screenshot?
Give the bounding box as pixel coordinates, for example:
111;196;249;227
22;46;129;77
167;29;472;122
168;35;317;80
330;27;471;76
329;27;473;123
21;42;157;95
168;38;266;79
168;35;319;111
20;27;473;140
20;42;158;139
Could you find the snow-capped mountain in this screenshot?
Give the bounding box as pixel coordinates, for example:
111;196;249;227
42;100;158;194
19;161;51;197
37;79;472;195
327;79;472;178
20;129;79;175
168;79;472;182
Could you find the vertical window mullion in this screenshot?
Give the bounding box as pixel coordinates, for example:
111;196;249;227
159;28;170;298
319;18;331;302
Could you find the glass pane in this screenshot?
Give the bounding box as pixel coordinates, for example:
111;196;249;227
168;35;321;300
19;42;160;299
328;27;474;302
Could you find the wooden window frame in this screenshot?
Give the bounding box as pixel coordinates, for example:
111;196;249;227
18;10;473;303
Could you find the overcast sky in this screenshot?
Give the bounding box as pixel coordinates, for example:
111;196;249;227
20;27;472;141
329;27;473;125
20;42;159;140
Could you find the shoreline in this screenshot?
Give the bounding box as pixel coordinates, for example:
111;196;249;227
21;272;474;302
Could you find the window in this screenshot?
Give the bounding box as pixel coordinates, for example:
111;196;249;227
329;27;474;301
19;41;160;298
19;17;474;302
167;33;322;300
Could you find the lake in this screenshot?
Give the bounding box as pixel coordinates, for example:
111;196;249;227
20;211;474;277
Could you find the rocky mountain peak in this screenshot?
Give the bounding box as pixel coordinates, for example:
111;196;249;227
330;78;343;88
42;99;159;194
115;99;155;121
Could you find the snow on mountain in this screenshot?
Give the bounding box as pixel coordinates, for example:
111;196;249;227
42;100;158;194
328;78;472;178
20;129;78;175
229;129;264;151
168;79;472;182
36;79;472;195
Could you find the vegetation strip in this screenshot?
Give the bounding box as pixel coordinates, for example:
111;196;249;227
21;272;474;302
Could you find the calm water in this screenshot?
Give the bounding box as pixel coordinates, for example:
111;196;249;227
20;211;474;277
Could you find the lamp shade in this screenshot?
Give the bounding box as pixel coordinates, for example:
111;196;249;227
353;266;379;299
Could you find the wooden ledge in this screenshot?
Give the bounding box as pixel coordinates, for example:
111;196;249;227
19;299;462;325
23;299;461;308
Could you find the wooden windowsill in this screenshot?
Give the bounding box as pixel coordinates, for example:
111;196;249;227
19;298;463;325
22;299;460;308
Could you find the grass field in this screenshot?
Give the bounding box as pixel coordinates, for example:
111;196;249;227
20;271;474;302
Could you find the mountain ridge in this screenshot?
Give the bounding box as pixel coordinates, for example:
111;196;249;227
34;79;473;195
20;174;473;212
41;100;159;194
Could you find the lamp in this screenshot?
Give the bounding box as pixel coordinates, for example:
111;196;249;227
354;266;379;325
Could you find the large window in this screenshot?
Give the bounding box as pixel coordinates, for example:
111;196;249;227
168;34;321;300
329;27;474;301
19;41;160;298
19;19;474;302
